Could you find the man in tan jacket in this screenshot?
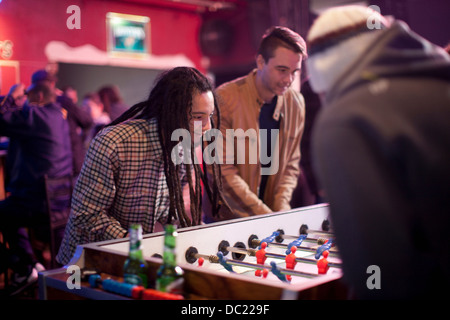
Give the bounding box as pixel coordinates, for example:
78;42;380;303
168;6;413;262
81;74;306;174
205;26;307;221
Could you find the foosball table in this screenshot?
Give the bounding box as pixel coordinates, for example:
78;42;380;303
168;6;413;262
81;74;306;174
38;203;348;300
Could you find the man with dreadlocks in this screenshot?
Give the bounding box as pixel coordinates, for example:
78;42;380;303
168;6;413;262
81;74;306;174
57;67;230;266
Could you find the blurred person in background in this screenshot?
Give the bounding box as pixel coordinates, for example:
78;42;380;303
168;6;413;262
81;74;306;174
0;82;72;296
98;85;129;122
81;92;111;148
31;70;93;179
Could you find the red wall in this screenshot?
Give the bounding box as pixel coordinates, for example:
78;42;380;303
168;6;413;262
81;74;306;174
0;0;205;93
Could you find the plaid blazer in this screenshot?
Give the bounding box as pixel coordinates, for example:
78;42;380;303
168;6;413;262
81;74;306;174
57;118;187;265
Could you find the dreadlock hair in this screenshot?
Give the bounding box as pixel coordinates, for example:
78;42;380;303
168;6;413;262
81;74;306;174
108;66;231;227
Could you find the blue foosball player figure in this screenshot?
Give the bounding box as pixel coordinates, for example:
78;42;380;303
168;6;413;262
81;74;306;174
315;239;333;259
270;261;288;282
259;231;280;249
217;251;234;273
285;234;307;255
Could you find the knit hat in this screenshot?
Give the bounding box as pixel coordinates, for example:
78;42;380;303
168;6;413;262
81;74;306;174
306;5;390;94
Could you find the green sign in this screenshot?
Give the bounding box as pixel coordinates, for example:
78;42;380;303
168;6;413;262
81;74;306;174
107;12;150;56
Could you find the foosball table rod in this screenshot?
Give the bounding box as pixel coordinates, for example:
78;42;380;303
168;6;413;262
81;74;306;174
249;237;339;257
214;242;341;269
185;247;327;282
214;251;318;280
263;251;341;269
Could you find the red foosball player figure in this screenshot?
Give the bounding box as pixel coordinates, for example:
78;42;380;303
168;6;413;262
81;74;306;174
285;246;298;281
255;242;268;277
262;268;269;279
198;257;204;267
317;250;330;274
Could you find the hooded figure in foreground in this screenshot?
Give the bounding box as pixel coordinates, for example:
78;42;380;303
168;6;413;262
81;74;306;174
307;5;450;299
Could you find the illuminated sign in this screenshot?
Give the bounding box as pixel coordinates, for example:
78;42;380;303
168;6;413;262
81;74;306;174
0;40;13;59
106;12;150;57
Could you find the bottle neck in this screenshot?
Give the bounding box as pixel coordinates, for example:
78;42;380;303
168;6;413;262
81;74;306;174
129;226;144;260
162;225;177;267
129;246;144;260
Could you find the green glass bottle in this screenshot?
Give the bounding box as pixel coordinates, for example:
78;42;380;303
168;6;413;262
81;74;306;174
123;224;149;288
156;224;184;293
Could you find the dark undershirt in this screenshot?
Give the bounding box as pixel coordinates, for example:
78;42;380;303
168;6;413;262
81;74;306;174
258;96;280;200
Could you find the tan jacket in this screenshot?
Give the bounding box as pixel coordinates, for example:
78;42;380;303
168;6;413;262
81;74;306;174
207;70;305;220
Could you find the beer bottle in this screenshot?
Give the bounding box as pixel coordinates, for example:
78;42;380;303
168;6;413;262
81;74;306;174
123;224;149;288
156;224;184;293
